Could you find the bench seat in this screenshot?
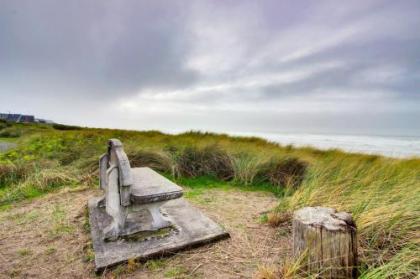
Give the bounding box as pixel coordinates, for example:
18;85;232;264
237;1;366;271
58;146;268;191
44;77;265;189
130;167;183;204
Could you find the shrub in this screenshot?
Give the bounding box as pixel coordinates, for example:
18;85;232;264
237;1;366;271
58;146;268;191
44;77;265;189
26;168;78;191
0;163;30;187
262;157;308;189
128;150;176;175
58;149;82;166
175;145;234;180
52;123;82;130
0;127;21;138
267;211;292;227
0;123;5;131
0;168;79;205
0;121;11;130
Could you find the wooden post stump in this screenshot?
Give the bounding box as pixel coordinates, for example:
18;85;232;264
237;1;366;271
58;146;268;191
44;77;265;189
293;207;357;278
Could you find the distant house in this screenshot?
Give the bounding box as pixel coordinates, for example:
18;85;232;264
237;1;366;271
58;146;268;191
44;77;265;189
0;113;35;123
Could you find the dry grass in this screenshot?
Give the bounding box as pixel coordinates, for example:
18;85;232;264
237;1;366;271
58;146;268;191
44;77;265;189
282;155;420;278
266;212;292;228
0;162;29;186
254;265;278;279
0;186;287;278
0;167;79;205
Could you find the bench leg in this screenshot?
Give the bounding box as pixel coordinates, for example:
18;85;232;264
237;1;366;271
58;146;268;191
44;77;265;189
147;202;171;230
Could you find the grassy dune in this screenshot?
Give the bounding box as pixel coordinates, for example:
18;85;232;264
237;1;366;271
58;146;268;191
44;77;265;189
0;121;419;278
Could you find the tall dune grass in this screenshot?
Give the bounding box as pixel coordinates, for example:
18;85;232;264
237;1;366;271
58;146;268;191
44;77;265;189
281;154;420;278
230;153;264;185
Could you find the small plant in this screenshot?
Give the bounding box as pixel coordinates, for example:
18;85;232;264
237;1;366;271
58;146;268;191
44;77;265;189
112;265;127;276
83;242;95;262
255;265;278;279
231;153;263;185
258;213;269;223
267;211;292;227
145;259;166;271
82;206;90;233
50;204;74;236
126;258;140;273
17;248;32;257
45;246;57;255
164;266;188;278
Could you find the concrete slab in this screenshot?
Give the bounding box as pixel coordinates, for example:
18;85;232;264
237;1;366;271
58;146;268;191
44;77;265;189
88;197;230;273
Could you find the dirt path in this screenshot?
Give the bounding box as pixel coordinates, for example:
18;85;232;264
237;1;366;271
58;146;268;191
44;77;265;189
0;187;290;278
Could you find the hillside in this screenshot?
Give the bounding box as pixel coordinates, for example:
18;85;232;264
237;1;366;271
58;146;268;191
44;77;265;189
0;121;419;278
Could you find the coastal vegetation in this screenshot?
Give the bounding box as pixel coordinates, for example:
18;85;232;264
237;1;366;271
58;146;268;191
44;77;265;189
0;120;419;278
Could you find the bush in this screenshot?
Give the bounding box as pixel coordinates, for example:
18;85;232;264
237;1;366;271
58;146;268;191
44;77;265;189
128;150;176;174
0;121;12;130
0;163;30;187
0;127;21;138
25;168;78;191
52;124;82;131
175;145;234;180
0;167;79;205
261;157;308;189
0;119;10;125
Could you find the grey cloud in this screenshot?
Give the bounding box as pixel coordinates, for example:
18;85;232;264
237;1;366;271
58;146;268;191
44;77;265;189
0;0;419;136
0;1;197;100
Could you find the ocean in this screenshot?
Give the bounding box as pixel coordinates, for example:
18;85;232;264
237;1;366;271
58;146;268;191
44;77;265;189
232;132;420;158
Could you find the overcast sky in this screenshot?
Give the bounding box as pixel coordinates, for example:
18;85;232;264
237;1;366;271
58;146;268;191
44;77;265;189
1;0;419;136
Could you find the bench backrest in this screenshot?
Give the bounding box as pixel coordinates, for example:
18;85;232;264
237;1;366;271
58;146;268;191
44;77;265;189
99;139;133;206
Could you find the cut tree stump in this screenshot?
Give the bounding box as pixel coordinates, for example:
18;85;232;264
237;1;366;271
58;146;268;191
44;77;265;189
293;207;358;278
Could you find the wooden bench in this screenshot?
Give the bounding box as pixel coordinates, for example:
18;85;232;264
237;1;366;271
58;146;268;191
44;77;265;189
97;139;183;241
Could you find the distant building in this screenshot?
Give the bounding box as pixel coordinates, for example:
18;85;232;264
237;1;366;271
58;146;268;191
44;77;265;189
0;113;36;123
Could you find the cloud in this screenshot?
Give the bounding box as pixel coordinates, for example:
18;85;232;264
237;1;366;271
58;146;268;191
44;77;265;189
0;0;419;135
0;1;197;99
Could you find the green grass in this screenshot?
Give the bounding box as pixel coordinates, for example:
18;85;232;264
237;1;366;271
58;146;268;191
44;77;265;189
10;209;40;225
0;121;418;278
164;266;188;278
175;175;284;196
45;246;57;255
0;137;18;142
50;204;75;236
145;259;166;271
17;248;32;257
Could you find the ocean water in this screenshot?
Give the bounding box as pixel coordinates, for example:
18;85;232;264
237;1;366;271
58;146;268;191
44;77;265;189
233;132;420;158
